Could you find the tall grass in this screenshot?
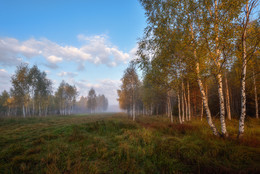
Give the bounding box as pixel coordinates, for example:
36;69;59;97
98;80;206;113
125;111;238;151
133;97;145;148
0;113;259;173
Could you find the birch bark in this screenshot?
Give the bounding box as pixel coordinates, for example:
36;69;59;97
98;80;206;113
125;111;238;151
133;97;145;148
200;97;203;121
187;81;191;121
196;63;219;136
181;81;185;122
178;91;182;124
214;0;227;136
190;23;219;136
216;72;228;136
183;82;188;121
239;2;249;138
23;105;25;118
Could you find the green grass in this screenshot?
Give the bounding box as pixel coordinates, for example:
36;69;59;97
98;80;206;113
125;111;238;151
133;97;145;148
0;113;259;173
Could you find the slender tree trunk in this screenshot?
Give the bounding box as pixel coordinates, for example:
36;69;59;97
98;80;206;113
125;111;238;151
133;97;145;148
196;63;219;136
167;91;173;123
225;70;231;120
64;103;66;115
190;22;218;135
183;82;188;121
239;2;249;138
32;98;35;116
150;104;153;116
181;81;185;122
39;104;41;116
23;105;25;118
212;0;228;136
178;90;182;124
216;73;228;136
187;81;191;121
25;105;27;116
133;90;135;121
133;102;136;121
200;97;203;121
27;105;30;117
253;68;259;119
167;91;170;118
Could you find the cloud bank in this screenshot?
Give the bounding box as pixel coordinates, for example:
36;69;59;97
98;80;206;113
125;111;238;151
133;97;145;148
0;35;135;69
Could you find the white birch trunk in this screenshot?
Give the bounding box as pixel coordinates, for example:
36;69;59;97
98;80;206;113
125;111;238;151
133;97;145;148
133;89;135;121
133;102;136;121
183;82;188;121
39;104;41;117
189;21;218;135
23;105;25;118
216;73;228;136
200;97;203;121
213;0;227;136
32;98;35;116
196;63;219;136
181;81;185;122
187;81;191;121
27;105;30;117
239;2;249;138
25;105;27;116
150;104;153;116
190;17;219;136
178;91;182;124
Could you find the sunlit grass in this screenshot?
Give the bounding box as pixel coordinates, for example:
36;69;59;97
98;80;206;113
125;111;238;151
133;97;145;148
0;113;259;173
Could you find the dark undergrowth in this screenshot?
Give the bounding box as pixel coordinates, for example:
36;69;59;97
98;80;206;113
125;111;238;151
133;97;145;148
0;113;259;173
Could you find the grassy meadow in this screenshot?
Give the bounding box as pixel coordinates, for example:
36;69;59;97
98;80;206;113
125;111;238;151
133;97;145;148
0;113;259;173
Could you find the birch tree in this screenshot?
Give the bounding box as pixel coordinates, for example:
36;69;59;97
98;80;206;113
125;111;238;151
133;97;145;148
118;64;140;121
238;0;259;138
87;88;97;114
11;63;30;118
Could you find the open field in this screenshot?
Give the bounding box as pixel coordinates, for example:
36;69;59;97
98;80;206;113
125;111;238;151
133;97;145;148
0;113;260;173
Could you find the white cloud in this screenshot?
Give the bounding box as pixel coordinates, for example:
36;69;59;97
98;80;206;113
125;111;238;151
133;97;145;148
0;35;135;69
0;69;7;73
58;71;78;78
47;55;63;63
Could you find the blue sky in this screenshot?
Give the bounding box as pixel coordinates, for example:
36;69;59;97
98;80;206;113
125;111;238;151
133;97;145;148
0;0;146;105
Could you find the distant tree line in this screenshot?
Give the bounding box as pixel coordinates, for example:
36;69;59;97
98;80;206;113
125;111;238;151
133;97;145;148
118;0;259;138
0;64;108;117
74;88;108;114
